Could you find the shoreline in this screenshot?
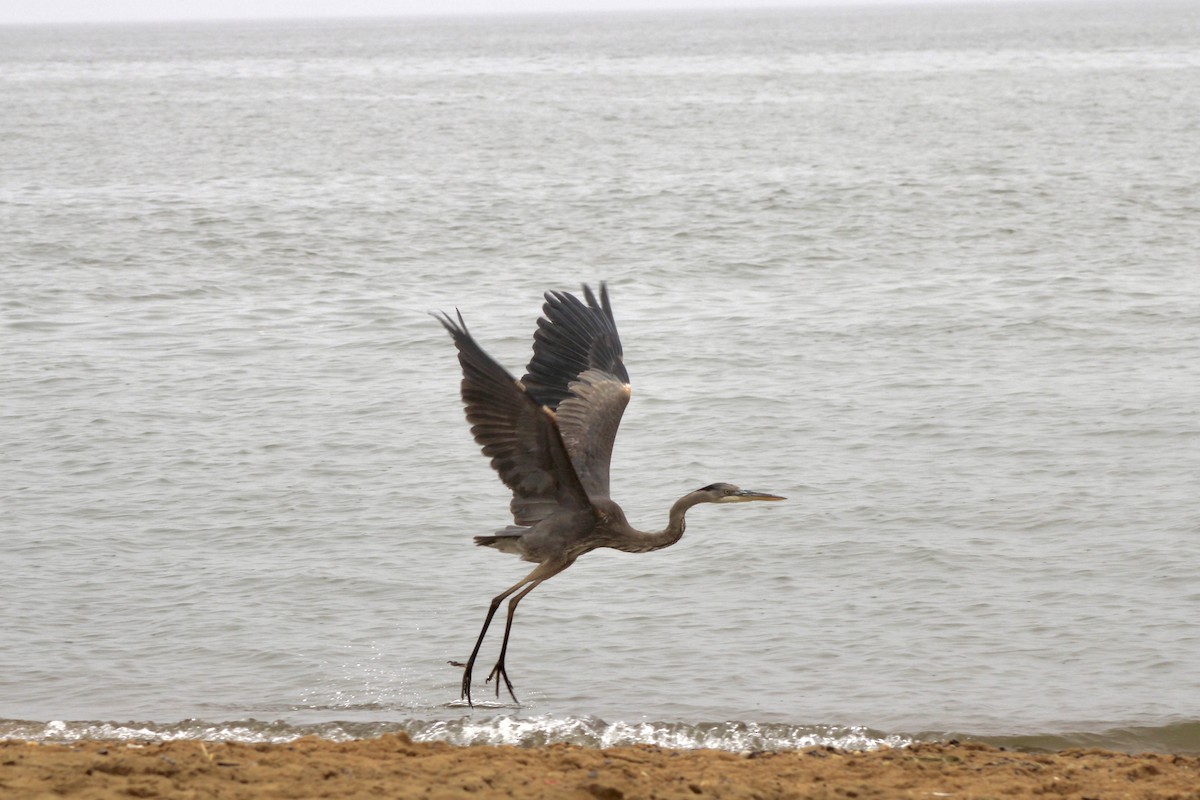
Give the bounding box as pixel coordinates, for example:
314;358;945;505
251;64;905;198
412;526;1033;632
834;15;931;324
3;735;1199;799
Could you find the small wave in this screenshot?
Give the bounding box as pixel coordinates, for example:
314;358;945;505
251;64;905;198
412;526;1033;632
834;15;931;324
4;717;1198;754
407;717;909;751
0;716;905;752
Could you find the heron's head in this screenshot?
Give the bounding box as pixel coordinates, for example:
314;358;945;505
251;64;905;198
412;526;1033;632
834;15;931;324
695;483;786;504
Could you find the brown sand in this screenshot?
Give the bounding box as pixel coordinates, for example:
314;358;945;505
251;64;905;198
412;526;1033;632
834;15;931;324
2;735;1198;799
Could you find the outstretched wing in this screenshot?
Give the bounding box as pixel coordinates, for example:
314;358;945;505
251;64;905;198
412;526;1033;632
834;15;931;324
521;284;630;501
555;370;631;502
436;311;592;526
522;284;629;409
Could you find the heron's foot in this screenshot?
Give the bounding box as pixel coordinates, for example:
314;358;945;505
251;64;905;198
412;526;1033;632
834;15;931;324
486;659;519;704
459;660;476;707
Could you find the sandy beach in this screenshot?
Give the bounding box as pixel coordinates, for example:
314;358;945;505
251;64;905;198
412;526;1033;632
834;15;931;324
2;735;1198;799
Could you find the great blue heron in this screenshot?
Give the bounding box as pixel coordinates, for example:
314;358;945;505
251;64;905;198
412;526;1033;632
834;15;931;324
435;283;784;706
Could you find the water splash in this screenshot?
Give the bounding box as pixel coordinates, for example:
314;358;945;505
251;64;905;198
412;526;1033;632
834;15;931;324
6;717;1199;753
2;716;907;751
408;716;910;751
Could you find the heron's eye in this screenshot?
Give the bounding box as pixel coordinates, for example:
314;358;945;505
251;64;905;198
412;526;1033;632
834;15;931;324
724;488;735;495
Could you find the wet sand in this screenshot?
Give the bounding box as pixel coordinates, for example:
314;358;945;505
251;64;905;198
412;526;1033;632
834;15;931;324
2;735;1198;799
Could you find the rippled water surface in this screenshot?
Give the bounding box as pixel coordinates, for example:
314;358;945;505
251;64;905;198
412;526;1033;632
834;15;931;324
3;2;1199;752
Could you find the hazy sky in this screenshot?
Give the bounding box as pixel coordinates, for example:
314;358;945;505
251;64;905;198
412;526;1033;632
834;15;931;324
3;0;1057;26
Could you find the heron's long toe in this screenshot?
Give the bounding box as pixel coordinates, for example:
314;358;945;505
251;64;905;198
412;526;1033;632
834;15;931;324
460;662;476;706
486;659;519;704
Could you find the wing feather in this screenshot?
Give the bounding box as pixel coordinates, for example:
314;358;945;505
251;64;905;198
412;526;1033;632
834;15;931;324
522;283;629;410
555;370;631;501
435;311;592;526
521;283;631;501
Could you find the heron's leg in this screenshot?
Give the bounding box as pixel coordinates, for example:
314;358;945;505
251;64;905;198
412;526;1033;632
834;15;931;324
486;579;544;703
458;575;535;707
480;561;573;705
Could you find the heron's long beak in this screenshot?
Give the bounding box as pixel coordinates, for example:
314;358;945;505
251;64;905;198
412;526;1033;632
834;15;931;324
733;489;786;502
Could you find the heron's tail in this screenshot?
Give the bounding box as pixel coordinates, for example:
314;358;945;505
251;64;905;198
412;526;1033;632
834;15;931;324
474;526;527;555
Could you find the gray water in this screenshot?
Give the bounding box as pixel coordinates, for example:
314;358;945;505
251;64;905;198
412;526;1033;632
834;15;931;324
3;2;1200;753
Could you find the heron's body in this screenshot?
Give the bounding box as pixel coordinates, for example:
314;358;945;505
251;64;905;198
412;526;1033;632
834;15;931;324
436;283;783;705
478;495;703;560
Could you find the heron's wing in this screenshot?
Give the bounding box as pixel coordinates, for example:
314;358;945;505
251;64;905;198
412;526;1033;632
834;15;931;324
521;284;631;500
522;283;629;410
555;369;631;501
436;311;592;526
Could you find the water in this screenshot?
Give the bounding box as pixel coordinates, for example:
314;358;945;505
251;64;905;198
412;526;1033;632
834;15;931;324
3;2;1200;753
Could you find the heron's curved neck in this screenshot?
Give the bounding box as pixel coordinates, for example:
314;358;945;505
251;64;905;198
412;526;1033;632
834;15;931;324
612;492;704;553
666;492;705;539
